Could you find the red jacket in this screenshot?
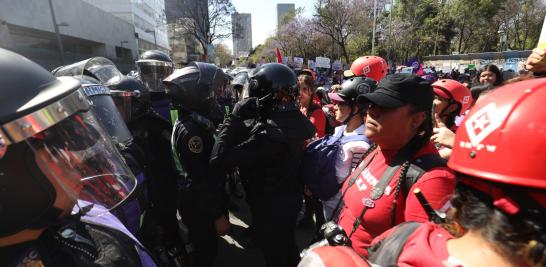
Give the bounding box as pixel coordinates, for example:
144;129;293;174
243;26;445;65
370;222;461;267
337;142;456;256
301;96;326;138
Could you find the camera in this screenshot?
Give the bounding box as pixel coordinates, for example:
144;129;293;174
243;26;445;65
299;221;351;258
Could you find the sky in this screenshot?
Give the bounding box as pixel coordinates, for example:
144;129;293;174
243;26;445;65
221;0;316;53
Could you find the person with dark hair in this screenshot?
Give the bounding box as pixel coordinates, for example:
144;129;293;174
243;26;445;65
478;64;504;87
430;79;472;160
367;78;546;267
336;74;457;257
298;71;328;233
299;72;327;138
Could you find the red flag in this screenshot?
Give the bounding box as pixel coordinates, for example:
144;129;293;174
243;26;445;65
275;48;282;64
416;64;424;76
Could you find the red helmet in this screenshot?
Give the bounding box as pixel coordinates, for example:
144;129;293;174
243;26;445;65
432;79;472;115
344;56;388;82
448;78;546;190
298;246;370;267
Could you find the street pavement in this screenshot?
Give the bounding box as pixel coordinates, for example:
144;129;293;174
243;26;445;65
214;191;316;267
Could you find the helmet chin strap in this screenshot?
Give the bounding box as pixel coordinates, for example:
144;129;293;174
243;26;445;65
343;105;358;125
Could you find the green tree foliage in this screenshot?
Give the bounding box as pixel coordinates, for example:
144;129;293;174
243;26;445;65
263;0;546;65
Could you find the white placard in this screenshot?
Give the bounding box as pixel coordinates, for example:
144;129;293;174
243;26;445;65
315;57;331;68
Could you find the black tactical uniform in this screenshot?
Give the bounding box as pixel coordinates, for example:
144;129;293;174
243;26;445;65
163;62;227;267
210;63;316;267
108;76;184;266
0;49;157;267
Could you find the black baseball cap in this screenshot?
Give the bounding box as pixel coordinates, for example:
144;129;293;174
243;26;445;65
357;74;433;111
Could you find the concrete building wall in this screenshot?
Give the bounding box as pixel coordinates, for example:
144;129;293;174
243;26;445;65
232;13;252;58
0;0;139;72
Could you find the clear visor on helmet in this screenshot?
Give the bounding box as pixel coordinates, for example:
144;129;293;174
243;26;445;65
137;60;173;92
52;57;123;86
110;90;140;123
25;110;136;212
88;94;133;148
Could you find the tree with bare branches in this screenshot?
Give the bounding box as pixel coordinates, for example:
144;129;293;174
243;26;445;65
179;0;236;60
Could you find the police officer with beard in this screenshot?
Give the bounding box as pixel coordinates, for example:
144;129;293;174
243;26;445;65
163;62;229;267
210;63;316;267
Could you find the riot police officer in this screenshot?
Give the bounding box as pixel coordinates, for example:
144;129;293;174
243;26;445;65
163;62;228;267
0;48;157;266
210;63;317;267
109;75;185;266
136;50;175;123
52;58;150;236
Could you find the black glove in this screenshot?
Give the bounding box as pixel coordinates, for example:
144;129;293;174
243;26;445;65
232;97;259;120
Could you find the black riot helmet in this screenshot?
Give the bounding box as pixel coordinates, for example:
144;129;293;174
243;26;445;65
108;76;150;123
328;77;377;124
52;59;133;148
52;57;124;86
247;63;298;111
163;62;225;123
75;75;134;148
0;49;137;238
137;50;174;93
329;77;377;105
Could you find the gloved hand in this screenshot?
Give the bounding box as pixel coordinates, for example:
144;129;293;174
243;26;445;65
232;97;259;120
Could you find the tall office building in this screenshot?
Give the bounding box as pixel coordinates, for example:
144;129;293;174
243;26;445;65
83;0;170;53
232;12;252;58
277;3;295;27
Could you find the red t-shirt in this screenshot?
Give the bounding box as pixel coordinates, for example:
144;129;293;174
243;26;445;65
371;222;459;267
337;142;456;256
301;96;326;138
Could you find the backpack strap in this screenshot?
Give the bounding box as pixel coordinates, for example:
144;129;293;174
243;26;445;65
367;222;422;267
403;154;447;198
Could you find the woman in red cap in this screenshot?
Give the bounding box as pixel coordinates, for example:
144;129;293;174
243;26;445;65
336;74;457;257
430;79;472;159
368;78;546;267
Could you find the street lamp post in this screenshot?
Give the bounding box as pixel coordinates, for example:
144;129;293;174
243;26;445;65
48;0;65;65
145;29;157;49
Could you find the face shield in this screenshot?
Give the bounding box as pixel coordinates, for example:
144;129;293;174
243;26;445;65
82;84;133;148
52;57;124;86
136;60;174;93
52;59;132;148
111;90;141;123
1;89;137;213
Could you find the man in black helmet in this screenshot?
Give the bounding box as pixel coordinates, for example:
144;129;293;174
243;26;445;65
163;62;228;267
136;50;175;123
210;63;316;267
0;49;157;266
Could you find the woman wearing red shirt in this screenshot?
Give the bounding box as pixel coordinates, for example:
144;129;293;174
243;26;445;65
368;78;546;267
298;72;326;138
336;74;456;257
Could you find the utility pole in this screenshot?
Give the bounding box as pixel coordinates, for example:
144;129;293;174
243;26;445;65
48;0;65;65
372;0;378;55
